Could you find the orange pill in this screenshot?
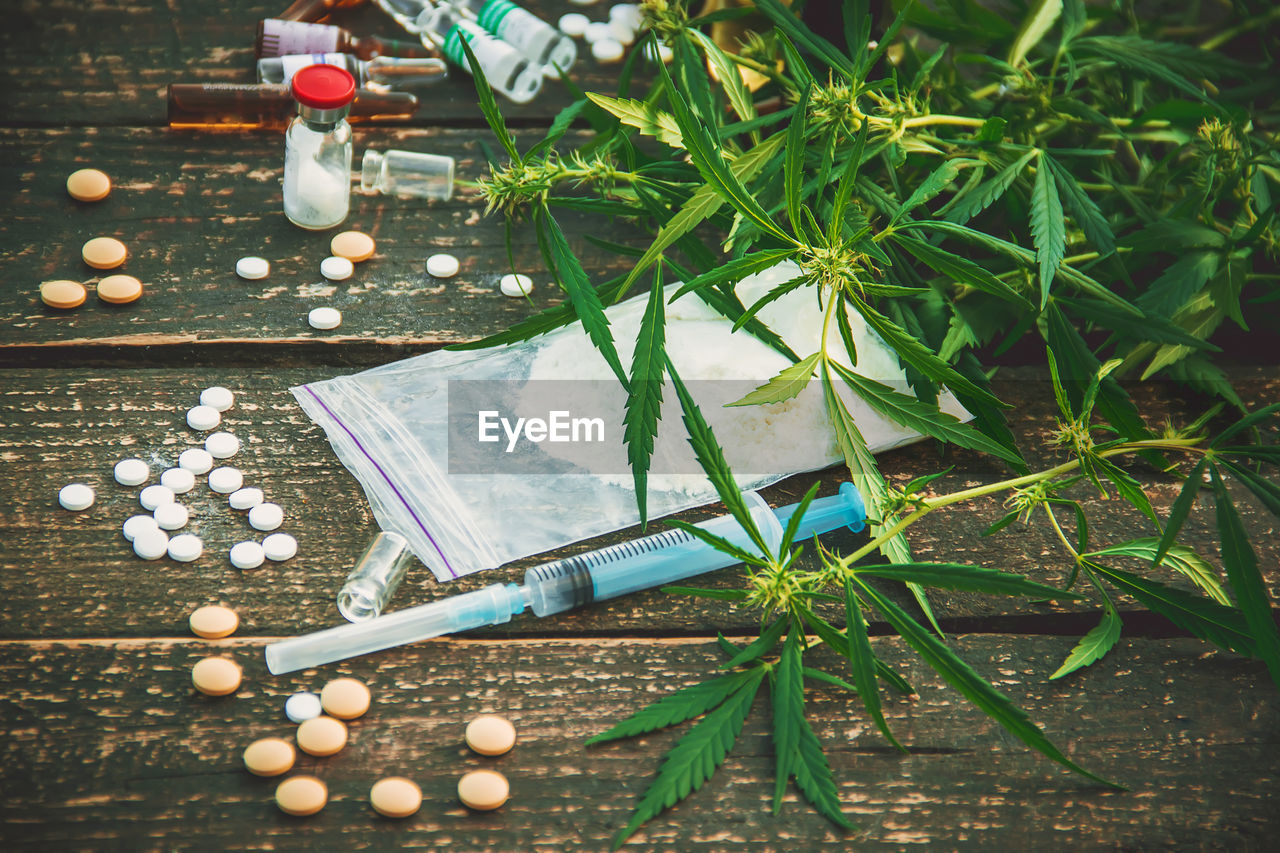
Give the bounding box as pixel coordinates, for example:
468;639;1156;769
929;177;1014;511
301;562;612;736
330;230;375;263
243;737;296;777
296;715;348;756
40;279;87;309
191;656;242;696
457;769;509;811
275;776;328;816
370;777;422;818
82;237;127;270
320;677;371;720
96;274;143;304
67;168;111;202
465;715;517;756
188;604;238;639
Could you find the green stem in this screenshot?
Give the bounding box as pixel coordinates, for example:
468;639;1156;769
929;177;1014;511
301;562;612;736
901;114;988;129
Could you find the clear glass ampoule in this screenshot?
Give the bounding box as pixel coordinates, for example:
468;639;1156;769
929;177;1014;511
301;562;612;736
257;52;448;90
283;65;355;229
256;17;439;60
416;1;542;103
452;0;577;73
361;148;455;199
166;82;419;129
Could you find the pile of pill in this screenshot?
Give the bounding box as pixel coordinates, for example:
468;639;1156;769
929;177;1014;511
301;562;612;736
40;170;148;309
559;4;669;65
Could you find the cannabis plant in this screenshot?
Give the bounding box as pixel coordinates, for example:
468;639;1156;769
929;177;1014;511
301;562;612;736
451;0;1278;844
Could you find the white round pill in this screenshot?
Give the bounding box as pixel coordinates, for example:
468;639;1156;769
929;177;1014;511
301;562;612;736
200;386;235;412
426;253;460;278
320;256;354;281
186;405;221;431
58;483;95;511
236;256;270;280
263;532;298;562
123;514;159;542
607;22;635;45
592;37;625;62
308;307;342;330
230;541;266;570
208;467;243;494
160;467;196;494
229;487;265;510
584;21;612;43
499;273;534;298
153;502;189;531
139;484;175;511
285;691;323;724
610;3;642;26
178;448;214;474
569;0;600;5
249;502;284;532
559;12;589;36
168;533;203;562
133;528;170;560
205;431;240;460
113;458;150;487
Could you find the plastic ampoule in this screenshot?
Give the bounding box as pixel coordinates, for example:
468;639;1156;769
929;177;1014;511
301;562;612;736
166;83;419;130
450;0;576;73
256;17;440;60
416;1;542;104
257;53;448;91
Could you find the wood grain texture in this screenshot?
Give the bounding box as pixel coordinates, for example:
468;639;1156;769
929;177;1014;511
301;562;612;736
1;636;1276;850
0;1;638;127
0;126;642;354
3;367;1276;640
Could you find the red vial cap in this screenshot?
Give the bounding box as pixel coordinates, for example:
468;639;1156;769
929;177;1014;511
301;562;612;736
291;64;356;109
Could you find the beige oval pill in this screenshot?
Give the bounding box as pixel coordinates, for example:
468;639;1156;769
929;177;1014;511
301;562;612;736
67;168;111;202
458;769;509;811
82;236;127;270
243;737;296;777
191;656;242;696
465;715;517;756
320;677;371;720
188;604;239;639
96;273;143;304
330;230;375;263
296;715;348;756
40;279;87;309
370;776;422;818
275;775;328;816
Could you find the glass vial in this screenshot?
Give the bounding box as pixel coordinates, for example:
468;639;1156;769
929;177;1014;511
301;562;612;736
283;65;355;230
256;17;439;60
257;53;448;90
454;0;577;73
167;83;418;129
419;3;542;104
361;148;455;199
338;531;416;621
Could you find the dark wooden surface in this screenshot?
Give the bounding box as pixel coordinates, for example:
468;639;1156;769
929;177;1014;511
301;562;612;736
2;1;1278;850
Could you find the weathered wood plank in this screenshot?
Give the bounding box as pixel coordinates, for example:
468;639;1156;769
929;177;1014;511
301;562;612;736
0;636;1275;850
0;1;638;127
0;126;643;353
3;367;1276;640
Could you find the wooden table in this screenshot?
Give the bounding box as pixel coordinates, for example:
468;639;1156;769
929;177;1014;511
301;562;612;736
2;2;1277;849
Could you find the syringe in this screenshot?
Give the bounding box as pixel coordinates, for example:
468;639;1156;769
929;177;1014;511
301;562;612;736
264;483;865;674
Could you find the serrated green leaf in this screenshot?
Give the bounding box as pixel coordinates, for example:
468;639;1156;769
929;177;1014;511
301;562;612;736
946;149;1037;224
733;273;812;332
1135;252;1220;317
849;575;1120;787
610;667;765;848
587;667;762;745
1088;560;1257;656
830;362;1022;463
753;0;856;78
665;519;770;568
783;85;811;237
893;234;1034;309
1058;295;1218;351
585;93;683;148
1073;35;1244;100
624;269;667;527
536;208;629;388
1210;466;1280;688
983;509;1023;537
1031;155;1066;308
667;359;772;557
458;35;519;161
829;121;872;243
1044;154;1115;254
525;99;587;161
722;616;789;670
1044;304;1152;442
1086;536;1229;605
854;562;1078;600
778;481;822;556
844;577;905;751
891;158;979;226
670;248;800;303
1151;458;1207;571
1050;602;1122;679
1094;456;1160;526
727;352;821;408
1219;460;1280;518
689;28;756;126
1211;403;1280;447
1009;0;1063;68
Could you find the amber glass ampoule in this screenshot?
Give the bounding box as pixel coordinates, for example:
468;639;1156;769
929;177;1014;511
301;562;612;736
278;0;368;23
166;83;419;130
255;17;438;60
